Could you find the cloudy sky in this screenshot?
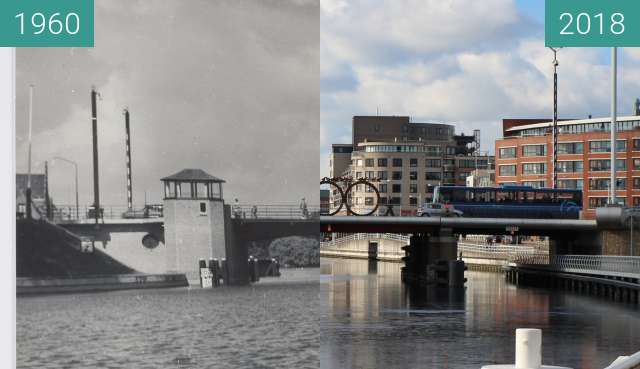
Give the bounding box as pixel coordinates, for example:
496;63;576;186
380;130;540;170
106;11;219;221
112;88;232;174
320;0;640;176
16;0;319;207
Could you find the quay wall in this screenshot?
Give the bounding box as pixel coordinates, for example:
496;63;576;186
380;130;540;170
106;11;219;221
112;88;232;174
17;273;188;296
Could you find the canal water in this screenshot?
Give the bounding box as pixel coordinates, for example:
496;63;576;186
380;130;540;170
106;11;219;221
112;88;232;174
321;258;640;369
17;268;319;369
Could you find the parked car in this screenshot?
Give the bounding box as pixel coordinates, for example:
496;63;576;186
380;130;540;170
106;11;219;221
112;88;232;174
418;202;463;217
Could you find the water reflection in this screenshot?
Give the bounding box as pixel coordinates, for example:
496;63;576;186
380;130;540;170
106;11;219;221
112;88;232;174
320;258;640;369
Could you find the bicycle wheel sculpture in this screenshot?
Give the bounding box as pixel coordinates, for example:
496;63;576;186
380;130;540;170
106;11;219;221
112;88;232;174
320;177;381;216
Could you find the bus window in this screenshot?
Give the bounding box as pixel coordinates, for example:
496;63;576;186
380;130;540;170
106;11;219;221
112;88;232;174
496;191;508;203
466;189;475;202
452;188;466;202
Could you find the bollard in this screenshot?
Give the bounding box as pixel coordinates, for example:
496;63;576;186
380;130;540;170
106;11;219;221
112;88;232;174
481;328;572;369
208;258;219;287
220;258;229;285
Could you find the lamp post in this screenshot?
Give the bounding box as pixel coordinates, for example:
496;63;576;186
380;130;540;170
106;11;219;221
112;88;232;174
609;47;618;205
548;47;562;189
52;156;79;221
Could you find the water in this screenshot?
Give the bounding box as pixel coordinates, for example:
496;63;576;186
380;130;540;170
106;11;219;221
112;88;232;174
320;258;640;369
17;268;319;369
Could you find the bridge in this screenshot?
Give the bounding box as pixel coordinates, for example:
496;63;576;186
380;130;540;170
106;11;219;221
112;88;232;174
25;201;319;286
320;207;640;301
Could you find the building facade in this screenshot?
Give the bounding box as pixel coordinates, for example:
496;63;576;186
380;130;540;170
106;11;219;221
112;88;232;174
495;113;640;218
329;116;494;216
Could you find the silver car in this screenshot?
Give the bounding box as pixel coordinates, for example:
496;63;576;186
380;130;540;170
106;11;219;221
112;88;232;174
418;202;463;217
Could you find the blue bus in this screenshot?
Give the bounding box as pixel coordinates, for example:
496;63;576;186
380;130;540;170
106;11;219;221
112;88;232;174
432;185;582;219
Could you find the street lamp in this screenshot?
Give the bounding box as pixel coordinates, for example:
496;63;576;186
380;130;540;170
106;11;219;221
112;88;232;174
52;156;79;221
548;47;562;189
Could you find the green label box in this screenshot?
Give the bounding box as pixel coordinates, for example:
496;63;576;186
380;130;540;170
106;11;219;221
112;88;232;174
546;0;640;47
0;0;93;47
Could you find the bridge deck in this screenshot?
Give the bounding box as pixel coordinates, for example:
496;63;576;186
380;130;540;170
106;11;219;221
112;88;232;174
320;216;597;235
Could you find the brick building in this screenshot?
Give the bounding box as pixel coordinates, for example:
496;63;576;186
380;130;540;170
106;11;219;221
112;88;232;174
329;116;494;216
495;109;640;218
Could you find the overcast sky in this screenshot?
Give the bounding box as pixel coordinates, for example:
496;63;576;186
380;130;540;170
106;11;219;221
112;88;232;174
16;0;319;207
320;0;640;176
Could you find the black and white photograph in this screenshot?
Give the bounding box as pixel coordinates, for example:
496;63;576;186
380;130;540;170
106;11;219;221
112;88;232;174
15;1;319;368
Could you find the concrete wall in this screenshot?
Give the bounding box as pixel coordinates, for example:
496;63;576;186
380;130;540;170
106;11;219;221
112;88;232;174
164;198;226;282
601;229;640;256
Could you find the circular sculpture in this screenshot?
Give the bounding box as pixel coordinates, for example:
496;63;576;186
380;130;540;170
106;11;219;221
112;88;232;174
320;177;381;216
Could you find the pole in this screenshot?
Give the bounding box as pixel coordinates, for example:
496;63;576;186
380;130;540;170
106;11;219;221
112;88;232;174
124;108;133;210
91;87;100;226
610;47;617;205
44;160;50;219
26;85;33;219
74;163;79;221
550;48;560;189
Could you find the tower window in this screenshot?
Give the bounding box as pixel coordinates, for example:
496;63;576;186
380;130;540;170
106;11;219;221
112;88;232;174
199;202;207;215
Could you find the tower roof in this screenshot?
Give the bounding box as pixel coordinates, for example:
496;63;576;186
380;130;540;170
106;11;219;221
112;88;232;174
161;169;225;183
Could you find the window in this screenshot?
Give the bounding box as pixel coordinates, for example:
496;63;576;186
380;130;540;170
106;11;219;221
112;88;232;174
379;197;387;204
589;140;627;153
392;171;402;180
557;161;583;173
409;171;418;180
199;202;207;215
499;165;516;176
409;197;418;206
590;178;626;190
458;159;476;168
589;197;608;208
634;197;640;206
588;160;625;171
425;146;441;156
378;184;387;193
378;158;388;167
557;179;583;189
392;158;403;167
365;197;374;206
410;184;417;193
425;159;441;168
558;142;584;154
392;184;402;193
377;171;388;180
446;147;456;155
522;163;546;175
634;139;640;151
634;159;640;170
355;172;362;178
365;171;375;179
443;159;455;166
425;172;441;180
365;159;374;167
390;197;401;205
522;181;545;188
522;144;546;157
499;147;516;158
410;158;418;167
356;159;363;166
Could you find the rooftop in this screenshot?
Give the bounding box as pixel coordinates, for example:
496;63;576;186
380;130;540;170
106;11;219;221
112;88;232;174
161;169;225;183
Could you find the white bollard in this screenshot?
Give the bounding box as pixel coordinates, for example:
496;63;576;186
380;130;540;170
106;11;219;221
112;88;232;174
515;328;541;369
481;328;572;369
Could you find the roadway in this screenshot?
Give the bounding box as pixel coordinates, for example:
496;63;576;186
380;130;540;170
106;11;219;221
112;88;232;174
320;216;598;236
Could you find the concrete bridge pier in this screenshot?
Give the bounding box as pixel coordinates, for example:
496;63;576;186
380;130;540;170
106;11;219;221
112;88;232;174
401;229;465;288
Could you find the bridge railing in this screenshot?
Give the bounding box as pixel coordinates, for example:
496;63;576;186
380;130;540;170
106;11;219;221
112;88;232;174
320;233;411;248
232;204;320;220
551;255;640;278
458;243;540;260
40;204;164;223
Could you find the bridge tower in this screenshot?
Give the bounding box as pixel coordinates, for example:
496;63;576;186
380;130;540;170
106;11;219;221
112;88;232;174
161;169;226;283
